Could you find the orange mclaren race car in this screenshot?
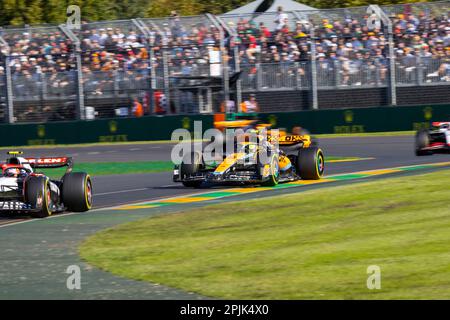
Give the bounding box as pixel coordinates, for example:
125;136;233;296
173;131;324;187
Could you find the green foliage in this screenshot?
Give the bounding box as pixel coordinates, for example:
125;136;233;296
0;0;443;26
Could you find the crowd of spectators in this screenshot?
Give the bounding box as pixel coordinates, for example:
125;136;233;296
231;6;449;88
0;5;448;121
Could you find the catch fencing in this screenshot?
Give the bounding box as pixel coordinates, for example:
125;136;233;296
0;1;448;123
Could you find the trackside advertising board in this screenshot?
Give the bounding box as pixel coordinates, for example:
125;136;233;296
0;115;213;146
0;104;449;146
259;104;450;134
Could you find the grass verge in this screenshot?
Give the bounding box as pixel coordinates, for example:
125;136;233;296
79;169;450;299
40;161;174;178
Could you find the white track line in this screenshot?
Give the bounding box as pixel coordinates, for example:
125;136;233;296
0;219;34;229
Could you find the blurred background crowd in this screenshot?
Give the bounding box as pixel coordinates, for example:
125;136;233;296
0;2;448;121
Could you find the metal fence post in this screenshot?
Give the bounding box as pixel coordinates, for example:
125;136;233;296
334;60;341;88
4;56;14;123
416;56;423;86
370;5;397;106
59;24;85;119
295;62;301;89
162;46;171;113
309;25;318;110
133;18;155;114
0;35;14;123
293;10;318;110
215;15;242;112
256;63;262;91
207;14;229;110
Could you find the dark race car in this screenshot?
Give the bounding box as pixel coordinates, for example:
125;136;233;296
415;122;450;156
0;151;92;218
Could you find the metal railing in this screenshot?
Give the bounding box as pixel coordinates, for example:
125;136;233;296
0;1;448;123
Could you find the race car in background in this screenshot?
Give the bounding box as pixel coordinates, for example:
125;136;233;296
415;122;450;156
173;132;324;187
0;151;92;218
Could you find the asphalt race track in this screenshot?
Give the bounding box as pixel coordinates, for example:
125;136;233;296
1;135;450;299
1;135;449;209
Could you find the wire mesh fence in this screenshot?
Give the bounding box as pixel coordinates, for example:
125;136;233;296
0;2;447;123
0;26;79;123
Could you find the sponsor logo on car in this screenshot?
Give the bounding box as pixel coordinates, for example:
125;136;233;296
0;201;32;210
26;157;67;164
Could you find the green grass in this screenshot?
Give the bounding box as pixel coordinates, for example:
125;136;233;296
79;169;450;299
40;161;174;178
40;156;364;178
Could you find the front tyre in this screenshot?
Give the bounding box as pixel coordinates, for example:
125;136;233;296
25;176;52;218
62;172;93;212
415;129;432;156
180;152;204;188
262;154;279;186
297;147;324;180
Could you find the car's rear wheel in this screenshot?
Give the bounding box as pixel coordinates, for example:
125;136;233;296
415;129;432;156
180;152;204;188
25;176;52;218
296;147;324;180
62;172;93;212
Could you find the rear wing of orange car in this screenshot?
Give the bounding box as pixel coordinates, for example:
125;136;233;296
268;134;312;148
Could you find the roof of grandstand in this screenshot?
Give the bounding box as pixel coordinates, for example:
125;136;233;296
224;0;316;15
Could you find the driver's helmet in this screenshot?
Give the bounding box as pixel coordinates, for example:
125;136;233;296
4;167;28;178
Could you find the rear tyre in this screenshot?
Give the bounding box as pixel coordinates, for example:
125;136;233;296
62;172;93;212
25;176;52;218
415;129;432;156
180;152;204;188
296;147;324;180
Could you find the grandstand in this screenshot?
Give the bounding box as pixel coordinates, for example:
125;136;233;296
0;1;448;123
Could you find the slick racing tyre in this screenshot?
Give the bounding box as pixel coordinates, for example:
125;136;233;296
62;172;93;212
25;176;52;218
262;154;280;186
415;129;432;156
180;152;204;188
297;147;324;180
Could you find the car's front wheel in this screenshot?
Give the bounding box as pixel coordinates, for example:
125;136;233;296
261;154;280;186
180;152;204;188
415;129;432;156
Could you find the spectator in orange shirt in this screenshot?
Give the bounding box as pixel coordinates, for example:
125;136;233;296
132;97;144;117
240;94;260;113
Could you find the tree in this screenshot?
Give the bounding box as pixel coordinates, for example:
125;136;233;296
0;0;445;26
1;0;43;26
